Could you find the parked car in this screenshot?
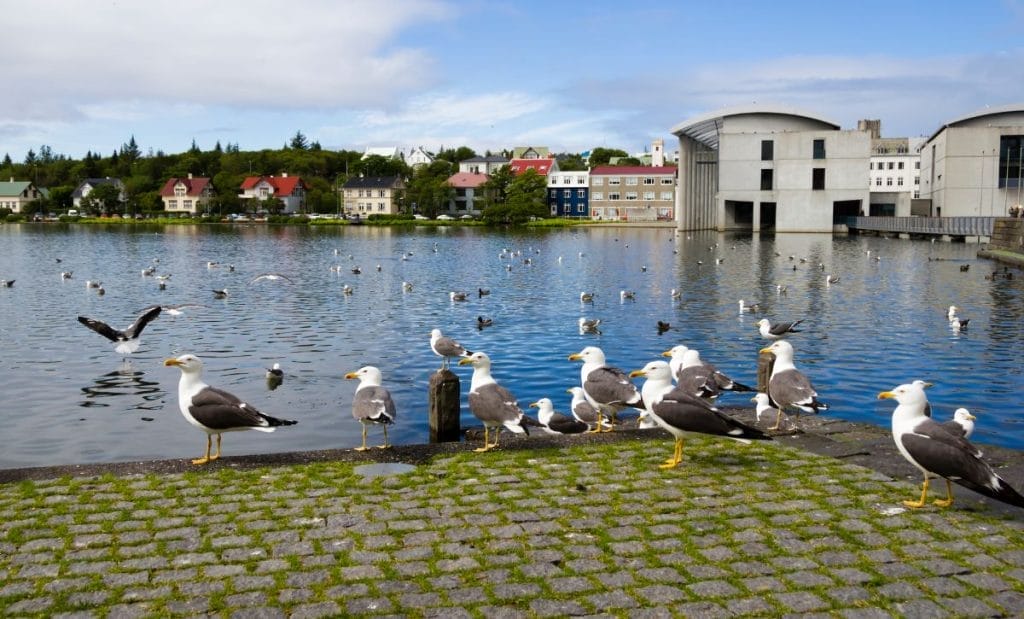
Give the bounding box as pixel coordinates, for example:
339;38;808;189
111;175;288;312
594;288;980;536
413;214;428;220
436;214;454;221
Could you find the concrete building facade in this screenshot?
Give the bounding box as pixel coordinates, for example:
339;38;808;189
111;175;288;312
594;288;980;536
589;166;676;222
920;104;1024;218
672;105;871;232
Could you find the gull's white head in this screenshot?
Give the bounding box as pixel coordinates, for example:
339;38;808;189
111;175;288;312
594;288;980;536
164;353;204;374
953;408;976;422
759;340;794;361
458;351;491;369
568;346;605;365
628;360;672;381
661;344;688;360
877;381;929;407
345;365;383;386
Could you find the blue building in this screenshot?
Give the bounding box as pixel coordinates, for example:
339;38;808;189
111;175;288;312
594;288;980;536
547;170;589;217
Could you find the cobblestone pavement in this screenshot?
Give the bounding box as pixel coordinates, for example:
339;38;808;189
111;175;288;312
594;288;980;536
3;428;1024;618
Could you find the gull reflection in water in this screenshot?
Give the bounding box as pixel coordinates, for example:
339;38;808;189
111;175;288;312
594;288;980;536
80;361;165;411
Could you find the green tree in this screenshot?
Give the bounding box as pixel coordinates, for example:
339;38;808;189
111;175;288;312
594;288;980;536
352;154;409;179
588;147;629;167
87;183;124;215
555;153;586;171
481;167;547;224
436;146;476;164
290;131;309;150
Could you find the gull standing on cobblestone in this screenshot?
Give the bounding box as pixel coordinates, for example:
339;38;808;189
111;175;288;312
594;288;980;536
760;340;828;430
569;346;644;432
630;361;769;468
345;366;396;451
531;398;588;435
458;352;542;452
164;354;298;464
942;408;976;439
879;382;1024;509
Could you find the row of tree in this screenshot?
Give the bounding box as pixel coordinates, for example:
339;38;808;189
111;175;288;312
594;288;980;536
1;133;643;223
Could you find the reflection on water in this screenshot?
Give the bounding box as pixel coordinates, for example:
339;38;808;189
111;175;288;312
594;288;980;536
0;223;1021;468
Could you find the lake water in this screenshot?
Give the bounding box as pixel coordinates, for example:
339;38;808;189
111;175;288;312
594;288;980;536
0;223;1021;469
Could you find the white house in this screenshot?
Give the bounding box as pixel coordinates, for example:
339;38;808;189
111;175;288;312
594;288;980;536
72;178;125;208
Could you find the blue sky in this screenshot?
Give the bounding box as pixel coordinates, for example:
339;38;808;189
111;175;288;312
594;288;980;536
2;0;1023;161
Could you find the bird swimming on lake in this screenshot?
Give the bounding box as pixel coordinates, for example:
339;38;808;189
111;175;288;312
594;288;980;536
754;318;804;339
620;290;636;301
164;354;298;465
629;361;769;468
657;321;671;334
212;288;228;299
580;291;594;303
61;271;73;280
578;317;602;334
1;279;14;288
826;274;840;286
450;291;468;302
430;328;471;370
738;299;760;313
86;280;101;288
878;381;1024;509
569;346;644;433
141;266;156;276
531;398;588;435
345;365;396;451
476;315;493;329
351;266;361;274
401;281;413;292
266;363;284;390
670;288;682;300
342;284;353;295
478;288;490;297
759;340;828;430
458;351;542;452
78;305;162;356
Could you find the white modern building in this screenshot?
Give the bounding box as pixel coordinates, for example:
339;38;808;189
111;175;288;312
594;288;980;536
671;104;871;232
861;119;926;216
920;104;1024;218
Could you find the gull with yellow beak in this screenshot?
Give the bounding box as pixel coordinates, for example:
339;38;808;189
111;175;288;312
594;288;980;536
879;381;1024;509
759;340;828;430
458;352;542;452
344;366;396;451
164;354;297;464
568;346;644;432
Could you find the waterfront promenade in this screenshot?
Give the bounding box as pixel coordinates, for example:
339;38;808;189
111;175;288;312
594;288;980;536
3;412;1024;618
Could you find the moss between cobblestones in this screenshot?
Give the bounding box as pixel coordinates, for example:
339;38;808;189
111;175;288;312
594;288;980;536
2;435;1024;616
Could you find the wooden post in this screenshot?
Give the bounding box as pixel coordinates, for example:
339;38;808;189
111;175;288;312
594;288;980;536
429;369;461;442
757;352;775;393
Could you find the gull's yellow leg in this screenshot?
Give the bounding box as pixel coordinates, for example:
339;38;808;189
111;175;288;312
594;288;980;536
209;434;222;461
474;426;491;452
769;409;783;431
660;438;683;469
355;424;369;451
933;479;955;507
192;435;213;465
378;425;391;449
904;477;930;508
491;428;501;449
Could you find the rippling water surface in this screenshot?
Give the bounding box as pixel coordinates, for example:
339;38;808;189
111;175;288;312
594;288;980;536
0;223;1021;468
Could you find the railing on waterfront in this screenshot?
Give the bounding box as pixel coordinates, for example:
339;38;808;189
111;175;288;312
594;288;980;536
845;216;996;237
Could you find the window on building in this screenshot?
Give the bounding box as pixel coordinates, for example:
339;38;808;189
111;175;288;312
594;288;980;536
887;162;894;170
660;192;673;200
592;192;603;201
998;135;1024;188
563;189;571;197
813;139;826;159
609;192;620;200
914;176;920;185
761;140;774;161
626;177;638;185
625;192;638;200
168;199;177;208
577;189;585;198
897;177;904;186
661;178;673;185
549;189;557;198
875;177;882;186
915;161;920;169
886;177;893;186
760;169;773;191
379;203;385;211
608;178;620;185
378;190;386;197
898;162;904;170
643;177;655;185
259;187;269;198
643;191;655;200
184;199;193;209
812;168;825;190
174;185;185;197
593;177;603;186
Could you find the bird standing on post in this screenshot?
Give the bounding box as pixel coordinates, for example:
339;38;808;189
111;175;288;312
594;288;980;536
430;328;471;370
759;340;828;430
344;366;396;451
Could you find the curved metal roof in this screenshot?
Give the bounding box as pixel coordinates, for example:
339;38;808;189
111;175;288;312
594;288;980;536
670;104;840;150
927;103;1024;143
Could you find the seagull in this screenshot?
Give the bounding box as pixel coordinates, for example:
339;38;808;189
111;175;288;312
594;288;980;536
670;348;753;401
212;288;228;299
164;354;298;465
568;346;644;432
266;363;284;390
531;398;588;435
77;306;162;356
206;261;219;269
826;274;840;286
759;340;829;429
476;316;493;329
1;279;14;288
86;280;102;288
754;318;804;339
342;284;353;295
351;266;361;274
878;382;1024;509
152;303;200;317
344;366;396;451
948;306;971;330
401;281;413;292
942;408;977;439
141;266;156;276
738;299;760;313
578;317;602;334
430;328;471;370
566;386;601;433
580;291;594;303
478;288;490;297
620;290;636;301
629;361;769;468
458;352;542;452
670;288;682;300
250;273;294;284
751;392;786;428
450;291;468;302
656;321;671;334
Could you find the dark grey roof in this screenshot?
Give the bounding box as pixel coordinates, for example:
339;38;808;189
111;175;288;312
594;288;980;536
461;156;508;164
72;177;123;198
342;176;403;189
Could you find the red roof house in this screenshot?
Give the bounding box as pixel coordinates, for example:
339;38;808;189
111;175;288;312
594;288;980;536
160;174;214;214
508;158;558;177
